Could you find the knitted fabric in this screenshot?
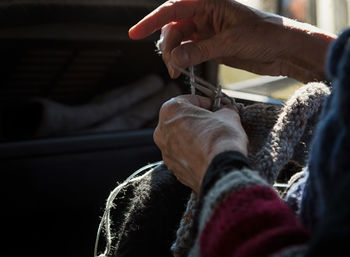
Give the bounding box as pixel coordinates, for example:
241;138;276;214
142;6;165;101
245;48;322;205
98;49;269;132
103;29;350;257
97;79;329;257
189;166;269;257
248;83;330;184
196;185;308;257
171;193;199;257
171;82;330;257
301;28;350;232
97;164;191;257
175;151;309;257
185;151;308;257
282;168;309;216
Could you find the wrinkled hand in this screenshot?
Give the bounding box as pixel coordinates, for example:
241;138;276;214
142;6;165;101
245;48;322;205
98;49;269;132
129;0;335;83
154;95;248;193
129;0;285;78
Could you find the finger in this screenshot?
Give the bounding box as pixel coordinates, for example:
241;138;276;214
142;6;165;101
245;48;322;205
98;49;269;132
158;95;212;126
159;21;196;78
170;34;225;69
129;0;198;40
158;97;182;122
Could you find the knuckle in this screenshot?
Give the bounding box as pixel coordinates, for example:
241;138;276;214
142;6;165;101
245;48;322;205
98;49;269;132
159;97;182;118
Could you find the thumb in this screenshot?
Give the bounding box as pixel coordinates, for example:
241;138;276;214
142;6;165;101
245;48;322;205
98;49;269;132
170;35;223;68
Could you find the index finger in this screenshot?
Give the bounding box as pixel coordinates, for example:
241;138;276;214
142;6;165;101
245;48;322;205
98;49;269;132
129;0;198;40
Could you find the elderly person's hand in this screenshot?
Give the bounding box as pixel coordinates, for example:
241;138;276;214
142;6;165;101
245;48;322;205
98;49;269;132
129;0;335;83
154;95;248;193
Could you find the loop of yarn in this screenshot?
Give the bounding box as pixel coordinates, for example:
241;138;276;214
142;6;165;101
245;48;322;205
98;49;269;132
252;82;330;184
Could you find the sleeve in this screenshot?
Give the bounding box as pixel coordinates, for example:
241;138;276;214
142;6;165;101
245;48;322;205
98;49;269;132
188;151;309;257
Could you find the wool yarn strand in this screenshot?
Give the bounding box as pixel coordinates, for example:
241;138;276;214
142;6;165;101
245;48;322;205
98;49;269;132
94;161;164;257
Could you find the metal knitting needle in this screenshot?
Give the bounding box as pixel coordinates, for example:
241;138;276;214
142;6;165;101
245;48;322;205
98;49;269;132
189;66;221;111
171;63;234;106
189;66;196;95
171;62;217;92
212;84;222;112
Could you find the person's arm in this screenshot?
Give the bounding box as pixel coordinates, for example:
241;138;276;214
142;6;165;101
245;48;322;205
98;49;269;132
189;151;309;257
274;17;335;83
129;0;336;83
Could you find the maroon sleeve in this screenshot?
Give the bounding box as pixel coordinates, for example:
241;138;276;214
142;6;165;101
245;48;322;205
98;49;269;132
189;152;309;257
200;186;309;257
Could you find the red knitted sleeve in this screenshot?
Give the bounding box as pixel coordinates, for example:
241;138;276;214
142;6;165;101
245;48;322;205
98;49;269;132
200;185;309;257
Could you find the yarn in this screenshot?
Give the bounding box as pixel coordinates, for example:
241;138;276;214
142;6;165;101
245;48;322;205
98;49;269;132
251;82;330;184
169;68;198;257
94;66;200;257
170;67;223;257
171;82;330;257
186;65;223;111
94;161;163;257
171;63;234;106
95;72;330;257
171;193;198;257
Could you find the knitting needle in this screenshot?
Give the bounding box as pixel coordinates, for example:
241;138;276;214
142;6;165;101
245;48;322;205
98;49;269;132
171;62;217;92
171;63;234;106
189;66;196;95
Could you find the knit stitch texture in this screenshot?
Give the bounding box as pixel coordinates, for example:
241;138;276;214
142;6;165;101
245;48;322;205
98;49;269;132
171;82;329;257
98;69;330;257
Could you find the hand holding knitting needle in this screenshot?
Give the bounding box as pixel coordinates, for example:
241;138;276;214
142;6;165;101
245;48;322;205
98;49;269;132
129;0;335;83
153;95;248;193
129;0;335;192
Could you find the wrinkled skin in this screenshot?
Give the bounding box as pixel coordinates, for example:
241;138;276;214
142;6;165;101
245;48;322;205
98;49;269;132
129;0;335;83
129;0;335;192
153;95;247;193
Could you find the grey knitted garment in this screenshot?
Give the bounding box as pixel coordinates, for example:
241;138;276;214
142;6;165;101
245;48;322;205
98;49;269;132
171;82;330;257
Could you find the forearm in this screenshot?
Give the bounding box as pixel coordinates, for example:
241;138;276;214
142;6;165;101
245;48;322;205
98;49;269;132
274;16;336;83
190;151;309;257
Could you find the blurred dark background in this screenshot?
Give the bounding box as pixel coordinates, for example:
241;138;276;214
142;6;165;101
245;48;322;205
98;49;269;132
0;1;184;256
